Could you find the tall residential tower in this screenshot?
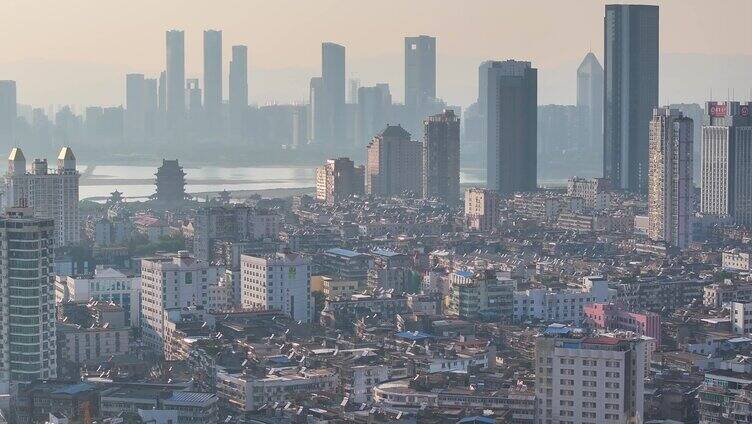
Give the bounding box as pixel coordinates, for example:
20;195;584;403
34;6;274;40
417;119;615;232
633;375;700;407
422;109;460;203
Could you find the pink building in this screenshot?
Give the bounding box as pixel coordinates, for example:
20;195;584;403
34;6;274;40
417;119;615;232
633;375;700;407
584;302;661;346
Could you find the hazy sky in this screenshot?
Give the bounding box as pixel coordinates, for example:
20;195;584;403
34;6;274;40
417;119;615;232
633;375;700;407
2;0;751;109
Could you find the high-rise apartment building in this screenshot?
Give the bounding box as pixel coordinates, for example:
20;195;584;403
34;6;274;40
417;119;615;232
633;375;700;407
3;147;80;246
648;108;693;249
141;251;219;352
193;205;281;262
0;80;17;152
240;252;312;323
404;35;436;110
309;77;324;144
464;188;499;232
700;101;752;226
577;52;604;152
604;4;659;193
485;60;537;195
535;332;645;423
0;208;57;390
315;157;365;204
422;109;460;203
203;30;222;132
229;45;248;142
165;30;186;125
365;125;422;197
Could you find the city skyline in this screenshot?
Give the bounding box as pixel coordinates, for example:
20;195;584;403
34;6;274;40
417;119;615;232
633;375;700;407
1;0;751;108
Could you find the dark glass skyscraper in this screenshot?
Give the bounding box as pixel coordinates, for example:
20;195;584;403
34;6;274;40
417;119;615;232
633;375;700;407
604;4;659;193
485;60;537;195
203;30;223;131
404;35;436;110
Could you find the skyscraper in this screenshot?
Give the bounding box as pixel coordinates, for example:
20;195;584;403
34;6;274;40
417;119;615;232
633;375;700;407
3;147;80;247
0;80;17;152
125;73;146;142
485;60;537;195
700;101;752;226
308;77;324;144
356;83;391;146
0;207;57;388
648;108;693;249
604;4;659;193
577;52;604;152
165;30;186;125
366;125;422;197
229;45;248;142
404;35;436;110
203;30;222;132
321;42;346;145
422;109;460;203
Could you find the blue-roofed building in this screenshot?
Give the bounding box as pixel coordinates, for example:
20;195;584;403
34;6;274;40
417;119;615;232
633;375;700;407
316;247;370;284
15;380;99;424
395;331;434;342
457;416;496;424
99;386;218;423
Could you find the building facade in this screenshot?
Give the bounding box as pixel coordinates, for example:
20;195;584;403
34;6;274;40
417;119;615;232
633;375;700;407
464;188;499;232
315;157;365;204
0;208;57;390
577;52;604;152
240;252;313;323
365;125;422;197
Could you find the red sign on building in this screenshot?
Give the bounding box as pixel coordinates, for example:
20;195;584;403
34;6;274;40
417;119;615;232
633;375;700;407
709;102;728;117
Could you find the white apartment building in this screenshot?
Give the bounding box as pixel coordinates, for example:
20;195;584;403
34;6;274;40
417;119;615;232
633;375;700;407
731;302;752;335
535;334;646;424
0;208;58;391
567;177;611;211
3;147;80;246
350;364;389;403
216;368;337;411
723;249;752;272
513;276;615;325
56;266;141;327
240;252;312;323
140;251;219;353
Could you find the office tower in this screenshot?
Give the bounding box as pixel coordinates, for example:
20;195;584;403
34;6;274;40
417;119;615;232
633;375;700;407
240;252;313;323
308;77;324;144
422;109;460;203
0;207;57;388
0;81;17;151
356;84;391;146
153;159;187;203
535;333;645;423
648;108;693;249
203;30;222;132
348;78;360;104
404;35;436;110
125;73;146;142
464;188;499;232
291;105;308;148
320;42;345;145
577;52;604;151
165;30;186;124
229;45;248;142
144;77;158;137
365;125;422;197
485;60;537;195
604;4;659;193
3;147;80;246
701;101;752;226
140;251;219;352
315;157;365;204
